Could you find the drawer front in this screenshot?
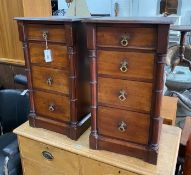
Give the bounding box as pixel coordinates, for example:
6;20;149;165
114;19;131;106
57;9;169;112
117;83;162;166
98;106;150;145
98;77;152;112
97;27;156;48
22;158;70;175
32;66;69;94
29;43;68;69
19;136;79;175
98;50;154;81
27;24;66;42
80;156;137;175
34;90;70;122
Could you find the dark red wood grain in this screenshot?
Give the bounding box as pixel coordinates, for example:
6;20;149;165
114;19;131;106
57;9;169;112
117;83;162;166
85;19;171;164
16;18;91;140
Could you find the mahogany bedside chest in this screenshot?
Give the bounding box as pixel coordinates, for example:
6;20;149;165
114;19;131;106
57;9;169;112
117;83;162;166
84;17;173;164
16;17;90;140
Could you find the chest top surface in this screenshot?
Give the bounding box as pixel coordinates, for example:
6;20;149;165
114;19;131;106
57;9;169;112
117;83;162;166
83;17;174;24
15;16;82;22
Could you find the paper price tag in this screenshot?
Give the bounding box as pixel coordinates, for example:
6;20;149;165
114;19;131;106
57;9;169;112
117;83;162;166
44;49;53;63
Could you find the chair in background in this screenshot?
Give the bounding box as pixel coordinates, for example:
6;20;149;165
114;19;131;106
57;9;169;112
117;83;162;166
0;75;29;175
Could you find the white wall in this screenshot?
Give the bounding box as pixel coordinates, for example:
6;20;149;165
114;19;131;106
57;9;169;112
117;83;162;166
58;0;112;15
87;0;112;15
58;0;191;24
58;0;68;10
138;0;158;16
180;0;191;24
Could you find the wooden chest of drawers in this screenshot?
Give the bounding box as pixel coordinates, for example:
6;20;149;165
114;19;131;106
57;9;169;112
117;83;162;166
84;17;173;164
14;121;181;175
16;17;90;140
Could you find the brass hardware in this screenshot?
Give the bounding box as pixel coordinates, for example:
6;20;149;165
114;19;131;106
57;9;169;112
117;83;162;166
42;31;48;40
42;151;54;161
118;89;127;102
46;77;53;86
118;121;127;132
120;35;129;47
120;60;128;72
48;104;55;112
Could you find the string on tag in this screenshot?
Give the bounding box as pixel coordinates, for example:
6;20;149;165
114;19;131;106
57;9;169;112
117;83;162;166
43;31;48;50
43;31;53;63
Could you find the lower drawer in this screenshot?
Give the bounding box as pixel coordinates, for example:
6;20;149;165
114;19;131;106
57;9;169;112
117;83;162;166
22;158;67;175
34;90;70;122
32;65;69;94
80;156;137;175
98;106;150;145
98;77;152;113
19;136;79;175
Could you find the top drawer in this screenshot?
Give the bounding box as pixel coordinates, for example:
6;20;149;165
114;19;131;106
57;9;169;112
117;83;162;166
27;24;66;43
97;27;157;49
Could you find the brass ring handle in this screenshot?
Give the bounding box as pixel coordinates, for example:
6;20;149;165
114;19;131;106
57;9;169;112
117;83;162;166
42;31;48;40
48;104;55;112
42;151;54;161
120;35;129;47
46;77;53;86
118;90;127;102
120;60;128;72
118;121;127;132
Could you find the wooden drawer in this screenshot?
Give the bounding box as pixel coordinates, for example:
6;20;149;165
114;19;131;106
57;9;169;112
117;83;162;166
27;24;66;42
29;43;68;69
98;106;150;145
98;50;154;81
80;154;137;175
32;66;69;94
34;90;70;122
98;77;152;112
19;136;79;175
97;27;156;49
22;158;70;175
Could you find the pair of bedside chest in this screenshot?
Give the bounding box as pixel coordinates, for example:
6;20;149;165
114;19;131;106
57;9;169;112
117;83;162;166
16;17;173;164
